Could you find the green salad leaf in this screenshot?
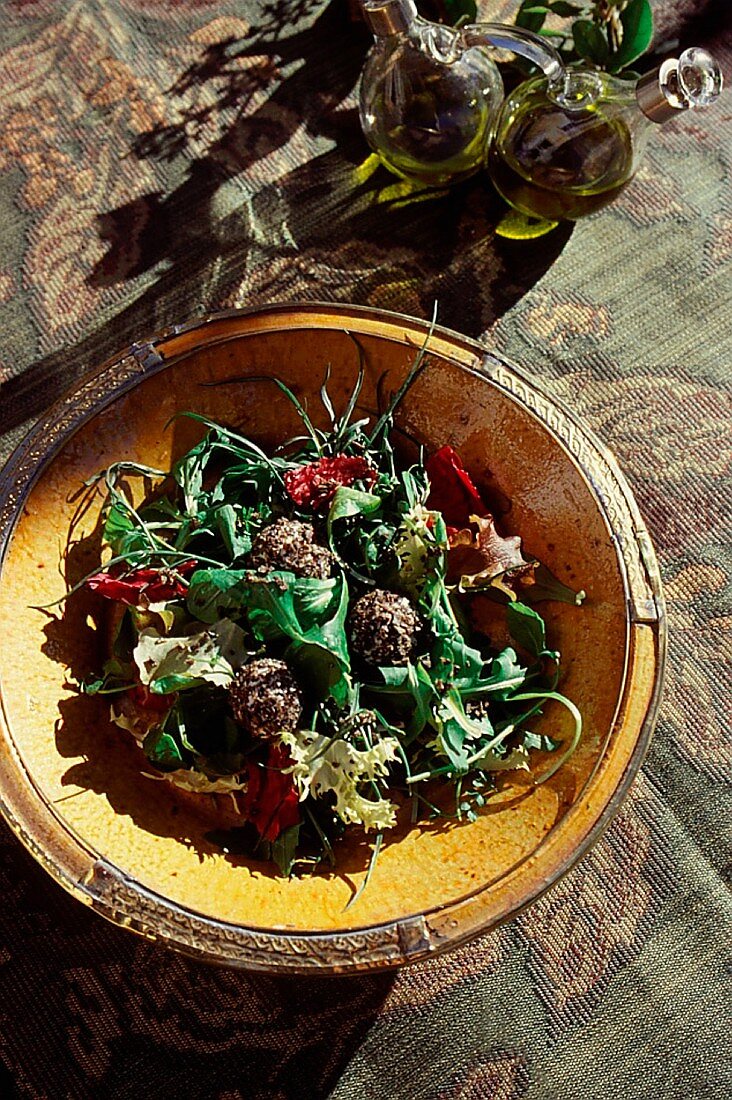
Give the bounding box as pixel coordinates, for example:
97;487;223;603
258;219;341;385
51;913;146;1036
186;568;250;623
327;486;382;549
506;601;547;658
133;618;247;693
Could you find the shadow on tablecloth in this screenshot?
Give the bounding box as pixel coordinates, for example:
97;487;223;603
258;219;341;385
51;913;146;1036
0;0;574;438
0;828;394;1099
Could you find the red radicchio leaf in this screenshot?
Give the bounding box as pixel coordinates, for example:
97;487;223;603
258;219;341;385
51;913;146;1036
425;445;487;529
85;560;197;605
447;514;535;591
284;454;377;510
128;684;174;713
243;744;301;842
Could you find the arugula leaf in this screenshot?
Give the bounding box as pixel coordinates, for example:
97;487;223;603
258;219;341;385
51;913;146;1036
521;562;586;606
434;693;473;772
246;572;351;703
506;601;547;658
82;656;135;695
172;437;208;517
142;727;185;770
186;568;250;623
522;730;561;752
188;568;353;702
215;503;252;560
468;744;531;773
208;817;305;870
172;686;244;762
247;573;349;657
462;648;527;700
103;502;140;556
271;823;301;877
289;640;351;706
327;486;382;547
375;661;436;740
432;630;485;688
504;690;583;784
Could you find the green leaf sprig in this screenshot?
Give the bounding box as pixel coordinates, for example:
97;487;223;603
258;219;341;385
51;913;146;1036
516;0;654;73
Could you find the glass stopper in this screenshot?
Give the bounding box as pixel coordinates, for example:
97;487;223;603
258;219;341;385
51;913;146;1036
677;47;723;108
639;47;723;122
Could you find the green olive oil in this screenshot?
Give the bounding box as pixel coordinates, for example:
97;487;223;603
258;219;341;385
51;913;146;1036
490;96;635;221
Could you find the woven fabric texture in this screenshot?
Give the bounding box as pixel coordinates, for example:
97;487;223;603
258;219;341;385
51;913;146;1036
0;2;730;1098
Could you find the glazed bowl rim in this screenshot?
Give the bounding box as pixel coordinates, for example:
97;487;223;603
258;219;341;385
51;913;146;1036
0;301;666;973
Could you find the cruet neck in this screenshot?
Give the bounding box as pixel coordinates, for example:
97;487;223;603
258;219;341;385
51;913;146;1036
636;47;723;123
361;0;418;38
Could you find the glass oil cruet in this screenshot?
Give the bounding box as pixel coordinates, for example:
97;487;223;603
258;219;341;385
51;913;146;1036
487;46;724;220
358;0;501;186
357;0;574;187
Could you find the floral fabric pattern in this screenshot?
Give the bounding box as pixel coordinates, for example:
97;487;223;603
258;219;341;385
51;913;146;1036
0;1;730;1098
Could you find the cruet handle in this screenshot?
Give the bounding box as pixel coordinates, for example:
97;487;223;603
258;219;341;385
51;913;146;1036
460;22;564;83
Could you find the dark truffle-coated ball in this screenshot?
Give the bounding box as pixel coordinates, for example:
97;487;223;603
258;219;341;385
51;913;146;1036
248;518;333;580
227;658;304;739
349;589;421;667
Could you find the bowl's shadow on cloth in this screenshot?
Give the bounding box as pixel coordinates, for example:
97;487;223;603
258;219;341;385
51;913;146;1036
0;823;398;1100
0;0;573;439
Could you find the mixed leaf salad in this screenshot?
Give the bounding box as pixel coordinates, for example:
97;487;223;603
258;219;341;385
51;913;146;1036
71;348;584;886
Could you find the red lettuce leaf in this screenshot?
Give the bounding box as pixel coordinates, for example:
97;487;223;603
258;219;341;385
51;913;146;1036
86;561;197;605
244;744;301;842
284;455;377;510
447;514;534;590
425;445;487;529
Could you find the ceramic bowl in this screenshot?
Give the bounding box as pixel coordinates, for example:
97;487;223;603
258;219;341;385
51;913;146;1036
0;304;665;973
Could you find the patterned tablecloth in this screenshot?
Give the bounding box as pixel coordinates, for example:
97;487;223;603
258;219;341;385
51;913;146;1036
0;2;730;1097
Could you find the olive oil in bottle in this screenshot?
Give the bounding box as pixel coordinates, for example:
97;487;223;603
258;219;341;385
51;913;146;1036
489;51;722;221
358;0;504;186
355;1;722;215
489;100;634;221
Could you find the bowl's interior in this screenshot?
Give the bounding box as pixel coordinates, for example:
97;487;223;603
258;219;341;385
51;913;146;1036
0;322;628;932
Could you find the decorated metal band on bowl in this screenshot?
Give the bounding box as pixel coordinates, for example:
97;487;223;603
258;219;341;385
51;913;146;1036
57;347;585;890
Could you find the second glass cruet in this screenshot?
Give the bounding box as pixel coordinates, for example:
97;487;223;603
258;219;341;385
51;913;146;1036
488;46;724;220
